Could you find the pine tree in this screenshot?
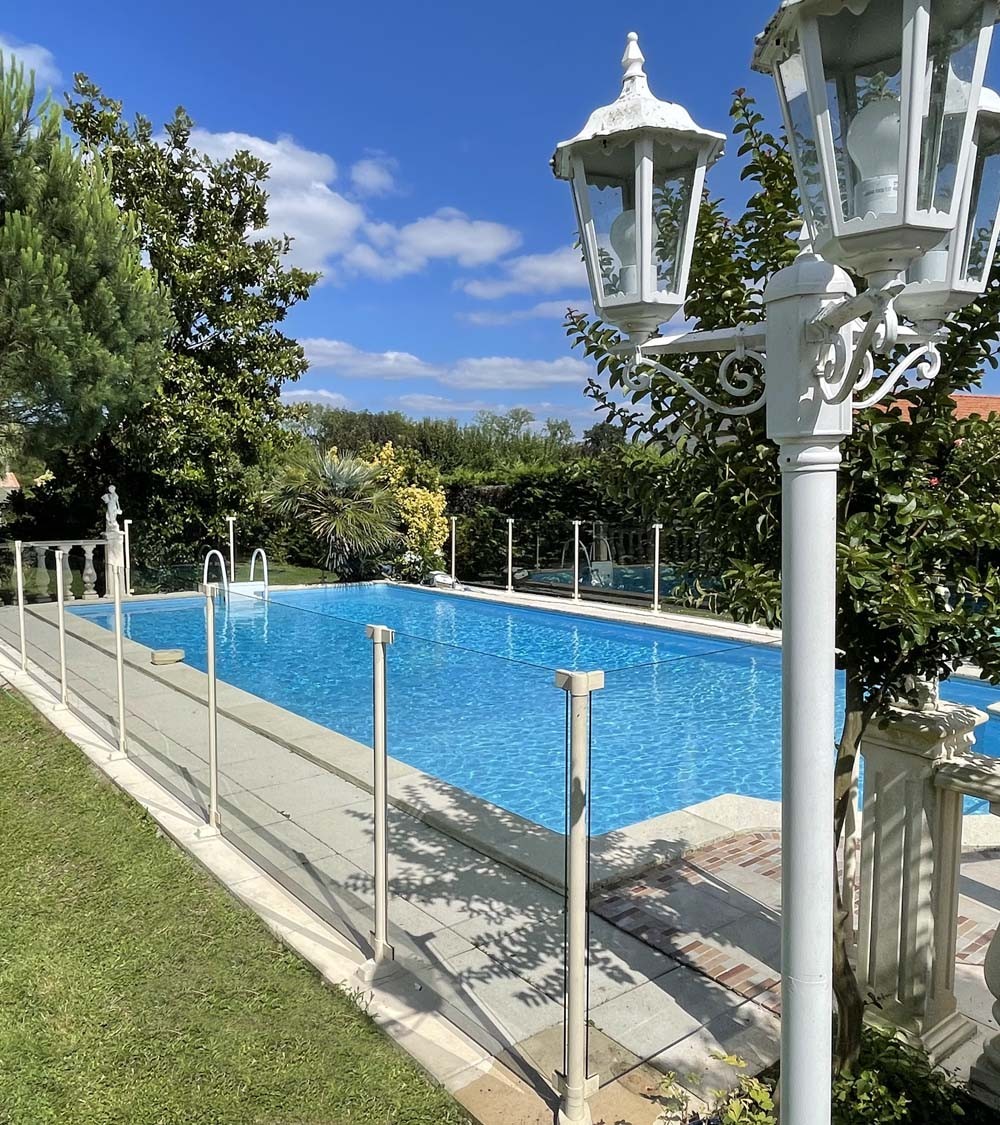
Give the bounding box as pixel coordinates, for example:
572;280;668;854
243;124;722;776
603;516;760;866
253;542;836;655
0;59;169;463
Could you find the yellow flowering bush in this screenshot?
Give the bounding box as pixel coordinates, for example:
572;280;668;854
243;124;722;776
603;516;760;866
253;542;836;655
369;443;448;581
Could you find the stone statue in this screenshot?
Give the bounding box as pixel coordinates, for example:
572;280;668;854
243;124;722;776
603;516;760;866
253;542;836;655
102;485;122;532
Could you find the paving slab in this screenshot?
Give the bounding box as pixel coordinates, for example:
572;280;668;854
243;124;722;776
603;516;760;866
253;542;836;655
590;966;744;1061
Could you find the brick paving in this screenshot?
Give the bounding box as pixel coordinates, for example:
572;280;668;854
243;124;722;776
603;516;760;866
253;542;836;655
596;829;1000;1019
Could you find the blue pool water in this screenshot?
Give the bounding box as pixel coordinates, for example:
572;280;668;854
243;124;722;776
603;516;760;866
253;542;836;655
71;584;1000;834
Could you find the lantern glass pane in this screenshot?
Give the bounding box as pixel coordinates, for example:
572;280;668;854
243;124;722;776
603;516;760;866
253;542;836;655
817;2;904;221
917;2;982;214
963;135;1000;283
651;161;694;295
777;47;830;230
586;171;638;300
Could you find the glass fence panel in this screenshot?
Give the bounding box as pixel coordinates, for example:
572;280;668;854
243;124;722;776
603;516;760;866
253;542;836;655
230;551;331;588
453;515;507;588
385;629;568;1077
511;520;575;595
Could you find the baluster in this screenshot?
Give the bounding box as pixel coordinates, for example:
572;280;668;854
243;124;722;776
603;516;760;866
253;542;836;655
32;546;50;600
82;545;98;599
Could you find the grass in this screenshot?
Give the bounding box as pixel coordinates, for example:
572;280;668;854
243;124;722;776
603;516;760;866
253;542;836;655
0;688;470;1125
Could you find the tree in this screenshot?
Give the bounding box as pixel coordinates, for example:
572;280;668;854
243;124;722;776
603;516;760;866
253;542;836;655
266;449;399;576
567;90;1000;1074
0;59;169;464
580;419;628;457
18;76;318;559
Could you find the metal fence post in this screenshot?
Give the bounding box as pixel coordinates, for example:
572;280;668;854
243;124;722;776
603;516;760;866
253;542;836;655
123;518;133;596
13;540;26;672
652;523;662;612
112;564;127;756
361;623;395;980
572;520;581;601
506;518;514;592
201;582;221;834
226;515;236;582
555;668;603;1125
450;515;457;581
55;549;68;706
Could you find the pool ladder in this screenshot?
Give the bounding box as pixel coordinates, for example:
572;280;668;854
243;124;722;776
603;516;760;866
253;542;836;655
201;547;269;603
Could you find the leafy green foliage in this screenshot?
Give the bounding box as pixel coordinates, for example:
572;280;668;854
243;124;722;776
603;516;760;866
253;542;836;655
14;76;318;561
657;1032;986;1124
0;58;170;463
266;449;399;576
293;405;584;473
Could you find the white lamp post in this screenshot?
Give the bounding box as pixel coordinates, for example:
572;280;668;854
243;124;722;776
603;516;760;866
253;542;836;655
554;16;999;1125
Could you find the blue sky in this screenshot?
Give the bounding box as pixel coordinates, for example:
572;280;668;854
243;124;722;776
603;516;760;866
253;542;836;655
4;2;997;423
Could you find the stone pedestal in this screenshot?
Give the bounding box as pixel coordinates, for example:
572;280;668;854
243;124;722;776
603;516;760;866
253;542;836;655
857;699;986;1062
104;528;125;591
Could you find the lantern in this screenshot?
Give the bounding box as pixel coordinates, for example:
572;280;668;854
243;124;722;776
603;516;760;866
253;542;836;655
754;0;998;282
552;33;725;345
897;86;1000;320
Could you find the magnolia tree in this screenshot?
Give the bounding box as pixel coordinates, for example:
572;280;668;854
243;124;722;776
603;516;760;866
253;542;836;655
567;91;1000;1071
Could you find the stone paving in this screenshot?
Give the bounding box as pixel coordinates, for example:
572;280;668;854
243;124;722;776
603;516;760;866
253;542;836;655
598;829;1000;1025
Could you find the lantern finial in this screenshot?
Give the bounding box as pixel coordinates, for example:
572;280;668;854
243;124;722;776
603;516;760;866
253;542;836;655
621;32;648;93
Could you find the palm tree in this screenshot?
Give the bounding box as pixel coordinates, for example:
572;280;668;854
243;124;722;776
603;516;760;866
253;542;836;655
267;449;400;576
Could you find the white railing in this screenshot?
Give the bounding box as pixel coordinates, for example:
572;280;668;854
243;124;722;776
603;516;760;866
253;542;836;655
6;539;107;600
201;549;230;600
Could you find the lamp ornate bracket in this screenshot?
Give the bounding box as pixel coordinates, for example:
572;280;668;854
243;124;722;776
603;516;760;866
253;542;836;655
612;282;946;417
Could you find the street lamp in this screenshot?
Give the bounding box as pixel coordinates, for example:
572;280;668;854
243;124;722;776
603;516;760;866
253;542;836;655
897;86;1000;322
551;32;725;346
757;0;997;282
552;14;998;1125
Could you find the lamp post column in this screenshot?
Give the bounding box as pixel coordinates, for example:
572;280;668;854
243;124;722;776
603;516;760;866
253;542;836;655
764;250;856;1125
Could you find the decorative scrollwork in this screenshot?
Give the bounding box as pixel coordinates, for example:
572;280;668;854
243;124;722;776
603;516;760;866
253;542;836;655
852;342;942;410
816;295;901;405
620;336;767;417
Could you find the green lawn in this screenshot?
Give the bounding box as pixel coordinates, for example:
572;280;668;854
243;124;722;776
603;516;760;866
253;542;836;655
0;688;469;1125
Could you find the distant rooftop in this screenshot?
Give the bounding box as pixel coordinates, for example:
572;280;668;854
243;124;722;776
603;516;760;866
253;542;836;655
950;394;1000;420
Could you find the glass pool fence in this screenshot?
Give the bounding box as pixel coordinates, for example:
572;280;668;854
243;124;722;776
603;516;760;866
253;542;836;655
451;515;719;609
5;560;685;1092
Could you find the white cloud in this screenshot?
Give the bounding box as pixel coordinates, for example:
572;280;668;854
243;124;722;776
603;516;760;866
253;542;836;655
346;207;521;279
350;153;398;196
441;355;591;389
301;337;591;391
283;388;351;407
302;338;442;380
0;35;60;86
146;126;521;285
189;128;365;276
460;298;584;327
461;246;587;300
396;393;498;415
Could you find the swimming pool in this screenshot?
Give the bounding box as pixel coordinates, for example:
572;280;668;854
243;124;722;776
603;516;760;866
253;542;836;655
71;583;1000;834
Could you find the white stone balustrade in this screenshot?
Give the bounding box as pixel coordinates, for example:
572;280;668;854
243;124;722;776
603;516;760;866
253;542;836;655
4;539;107;600
857;697;988;1062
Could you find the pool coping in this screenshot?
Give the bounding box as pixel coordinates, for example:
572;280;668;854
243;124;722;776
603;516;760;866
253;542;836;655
31;594;774;891
42;582;1000;878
